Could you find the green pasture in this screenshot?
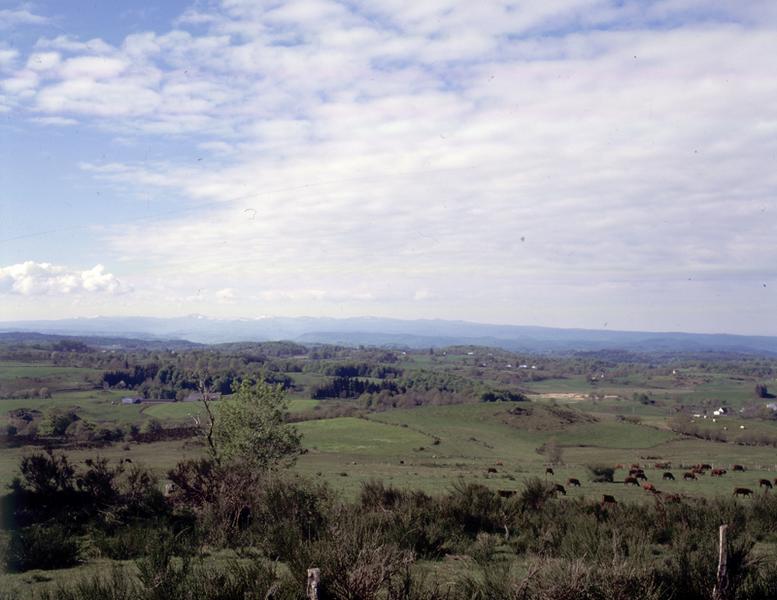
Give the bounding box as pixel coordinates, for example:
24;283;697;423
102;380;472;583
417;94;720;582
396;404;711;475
525;372;760;410
0;362;102;393
298;417;430;455
549;419;676;448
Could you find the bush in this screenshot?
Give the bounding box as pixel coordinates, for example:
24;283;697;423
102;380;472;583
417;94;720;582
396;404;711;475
40;558;298;600
518;477;557;512
287;515;413;600
587;464;615;483
5;524;80;572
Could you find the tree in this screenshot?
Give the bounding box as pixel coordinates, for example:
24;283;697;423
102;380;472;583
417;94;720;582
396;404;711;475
208;380;301;470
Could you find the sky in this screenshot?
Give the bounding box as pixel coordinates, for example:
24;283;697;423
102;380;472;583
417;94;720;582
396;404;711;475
0;0;776;335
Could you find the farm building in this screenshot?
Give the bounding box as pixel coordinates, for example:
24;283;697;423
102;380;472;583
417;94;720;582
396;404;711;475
121;397;142;405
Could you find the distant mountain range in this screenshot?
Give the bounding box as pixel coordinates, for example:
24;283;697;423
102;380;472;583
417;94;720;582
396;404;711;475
1;315;776;355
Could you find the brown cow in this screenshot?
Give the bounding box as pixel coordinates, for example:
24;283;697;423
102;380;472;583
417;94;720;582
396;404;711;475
553;484;567;496
734;487;753;497
654;462;671;469
567;478;581;487
662;472;675;481
683;472;697;481
710;468;726;477
545;467;555;476
601;494;617;506
642;483;657;493
629;468;644;476
624;476;640;486
635;472;648;481
497;489;516;498
759;479;773;490
732;464;746;472
487;467;498;474
700;463;712;470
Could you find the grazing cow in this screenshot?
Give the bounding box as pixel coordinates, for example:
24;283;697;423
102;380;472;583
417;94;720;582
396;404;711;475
759;479;773;490
662;472;675;481
567;478;581;487
635;472;648;481
487;467;498;474
732;464;746;472
553;484;567;496
624;476;640;486
628;468;642;476
733;487;753;497
545;467;555;476
655;462;671;470
683;472;697;481
700;463;712;470
642;483;657;493
601;494;617;506
399;460;404;465
498;490;516;498
710;468;726;477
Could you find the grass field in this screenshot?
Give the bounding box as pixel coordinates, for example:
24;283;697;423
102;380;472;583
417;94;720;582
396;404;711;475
2;361;777;537
0;362;102;395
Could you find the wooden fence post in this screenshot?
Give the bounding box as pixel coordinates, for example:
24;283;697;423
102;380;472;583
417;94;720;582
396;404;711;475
712;524;729;600
306;568;321;600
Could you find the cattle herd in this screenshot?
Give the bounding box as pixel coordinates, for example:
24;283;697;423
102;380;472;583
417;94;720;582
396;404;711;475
493;461;777;506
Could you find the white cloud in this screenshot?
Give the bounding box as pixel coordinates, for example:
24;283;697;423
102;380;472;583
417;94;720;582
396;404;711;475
215;287;236;303
0;7;48;30
0;47;19;70
25;51;60;72
30;115;77;126
0;262;130;296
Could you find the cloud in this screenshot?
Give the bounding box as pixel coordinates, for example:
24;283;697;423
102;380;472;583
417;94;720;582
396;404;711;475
0;6;49;30
0;262;130;296
30;115;77;126
215;287;236;303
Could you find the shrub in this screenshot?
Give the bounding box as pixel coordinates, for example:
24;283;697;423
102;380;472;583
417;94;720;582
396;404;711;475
40;557;298;600
518;477;557;512
5;524;80;572
287;516;413;600
468;532;500;565
587;464;615;483
251;476;334;559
